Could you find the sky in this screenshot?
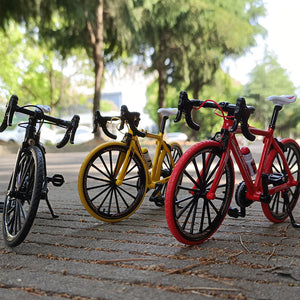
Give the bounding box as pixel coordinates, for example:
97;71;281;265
224;0;300;88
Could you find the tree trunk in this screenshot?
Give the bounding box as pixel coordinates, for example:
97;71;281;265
157;68;166;128
190;85;201;140
85;0;104;139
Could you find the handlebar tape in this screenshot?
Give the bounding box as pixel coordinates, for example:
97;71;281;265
56;115;80;148
70;115;80;144
0;95;19;132
93;111;117;140
175;91;200;130
8;95;18;126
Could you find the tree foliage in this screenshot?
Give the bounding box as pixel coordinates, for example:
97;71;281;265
244;51;298;136
0;22;92;115
138;0;266;126
145;69;243;139
0;0;268;139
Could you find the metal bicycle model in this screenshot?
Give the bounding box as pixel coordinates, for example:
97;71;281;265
165;91;300;245
78;105;183;222
0;95;79;247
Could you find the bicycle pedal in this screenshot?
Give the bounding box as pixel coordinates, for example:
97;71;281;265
228;207;240;218
228;207;246;218
47;174;65;187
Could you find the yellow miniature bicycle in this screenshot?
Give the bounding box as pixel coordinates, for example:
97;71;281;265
78;105;183;222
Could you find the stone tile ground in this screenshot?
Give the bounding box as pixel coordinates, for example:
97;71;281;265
0;144;299;299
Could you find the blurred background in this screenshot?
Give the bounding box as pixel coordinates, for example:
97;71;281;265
0;0;299;144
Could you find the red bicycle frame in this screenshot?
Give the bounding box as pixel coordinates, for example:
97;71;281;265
206;117;298;202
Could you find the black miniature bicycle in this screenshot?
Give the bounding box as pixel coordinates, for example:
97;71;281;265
0;95;79;247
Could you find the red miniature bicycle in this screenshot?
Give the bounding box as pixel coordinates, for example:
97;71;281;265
165;91;300;245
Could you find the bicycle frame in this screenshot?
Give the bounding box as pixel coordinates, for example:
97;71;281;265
115;128;175;190
206;118;298;203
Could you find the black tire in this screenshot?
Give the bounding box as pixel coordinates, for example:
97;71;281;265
165;141;234;245
2;146;44;247
157;143;182;206
78;143;147;222
262;138;300;223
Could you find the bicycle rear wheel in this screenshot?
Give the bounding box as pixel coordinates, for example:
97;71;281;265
2;146;44;247
262;138;300;223
165;141;234;245
153;142;183;207
78;142;147;222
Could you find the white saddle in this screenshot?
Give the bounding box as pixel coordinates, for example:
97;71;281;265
157;108;178;117
266;95;296;106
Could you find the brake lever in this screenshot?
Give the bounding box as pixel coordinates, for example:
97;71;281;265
230;97;243;133
120;105;146;137
93;111;117;140
177;91;201;130
230;97;256;141
177;91;188;119
70;115;80;144
174;109;182;123
0;95;18;132
56;129;71;149
8;95;18;126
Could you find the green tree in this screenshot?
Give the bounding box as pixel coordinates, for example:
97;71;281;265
145;69;243;139
0;0;139;137
244;51;298;136
140;0;265;126
0;22;92;115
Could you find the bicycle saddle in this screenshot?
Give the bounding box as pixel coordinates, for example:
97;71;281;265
266;95;296;106
157;108;178;117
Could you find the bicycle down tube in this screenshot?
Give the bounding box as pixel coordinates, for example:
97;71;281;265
115;131;175;189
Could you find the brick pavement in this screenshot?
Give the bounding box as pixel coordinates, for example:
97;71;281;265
0;142;299;299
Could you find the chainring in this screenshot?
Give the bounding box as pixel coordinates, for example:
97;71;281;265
235;181;253;207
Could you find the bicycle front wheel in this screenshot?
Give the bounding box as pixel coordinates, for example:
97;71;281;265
2;146;44;247
262;138;300;223
165;141;234;245
78;142;147;222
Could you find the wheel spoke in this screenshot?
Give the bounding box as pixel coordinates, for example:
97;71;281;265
165;144;233;244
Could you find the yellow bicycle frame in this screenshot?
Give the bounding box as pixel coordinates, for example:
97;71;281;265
115;128;176;190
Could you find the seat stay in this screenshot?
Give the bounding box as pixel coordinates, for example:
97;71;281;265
229;127;298;202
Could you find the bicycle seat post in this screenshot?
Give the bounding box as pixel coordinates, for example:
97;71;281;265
269;105;282;130
160;116;169;134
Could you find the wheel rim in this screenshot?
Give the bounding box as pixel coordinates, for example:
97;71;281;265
161;144;182;196
4;150;36;240
82;145;146;221
263;141;300;222
172;146;233;242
